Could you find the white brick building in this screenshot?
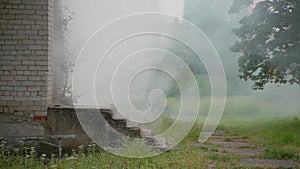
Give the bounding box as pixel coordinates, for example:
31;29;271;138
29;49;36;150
0;0;53;137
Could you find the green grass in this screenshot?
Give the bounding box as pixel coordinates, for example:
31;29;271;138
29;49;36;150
218;117;300;161
118;138;158;158
0;127;240;169
199;96;299;120
1;92;299;168
1;117;299;168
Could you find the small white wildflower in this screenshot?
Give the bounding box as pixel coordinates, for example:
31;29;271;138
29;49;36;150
66;156;78;160
50;165;57;168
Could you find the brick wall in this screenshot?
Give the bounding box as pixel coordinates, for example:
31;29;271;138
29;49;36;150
0;0;53;118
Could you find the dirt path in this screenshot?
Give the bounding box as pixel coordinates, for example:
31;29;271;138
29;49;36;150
192;130;300;168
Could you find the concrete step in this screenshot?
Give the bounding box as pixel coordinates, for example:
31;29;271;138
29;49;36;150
112;112;125;120
126;120;138;128
100;105;170;150
125;127;141;137
140;129;153;137
152;137;169;151
140;129;169;151
100;109;113;119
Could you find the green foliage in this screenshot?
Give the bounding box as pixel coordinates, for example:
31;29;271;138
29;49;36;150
167;74;211;98
0;142;45;169
229;0;253;14
230;0;300;89
184;0;252;96
167;41;207;76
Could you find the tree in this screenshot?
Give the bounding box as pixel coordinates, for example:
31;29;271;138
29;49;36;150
229;0;300;89
184;0;252;95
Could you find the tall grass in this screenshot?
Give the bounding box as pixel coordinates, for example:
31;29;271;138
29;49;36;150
118;138;157;158
166;94;299;123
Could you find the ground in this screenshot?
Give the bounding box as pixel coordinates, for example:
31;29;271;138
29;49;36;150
192;130;300;168
0;117;299;168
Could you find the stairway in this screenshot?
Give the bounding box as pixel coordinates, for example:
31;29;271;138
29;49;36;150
46;106;169;151
99;106;169;151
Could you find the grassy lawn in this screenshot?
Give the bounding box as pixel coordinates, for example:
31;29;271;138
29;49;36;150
0;129;239;169
219;117;300;161
1;117;299;168
1;94;299;168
